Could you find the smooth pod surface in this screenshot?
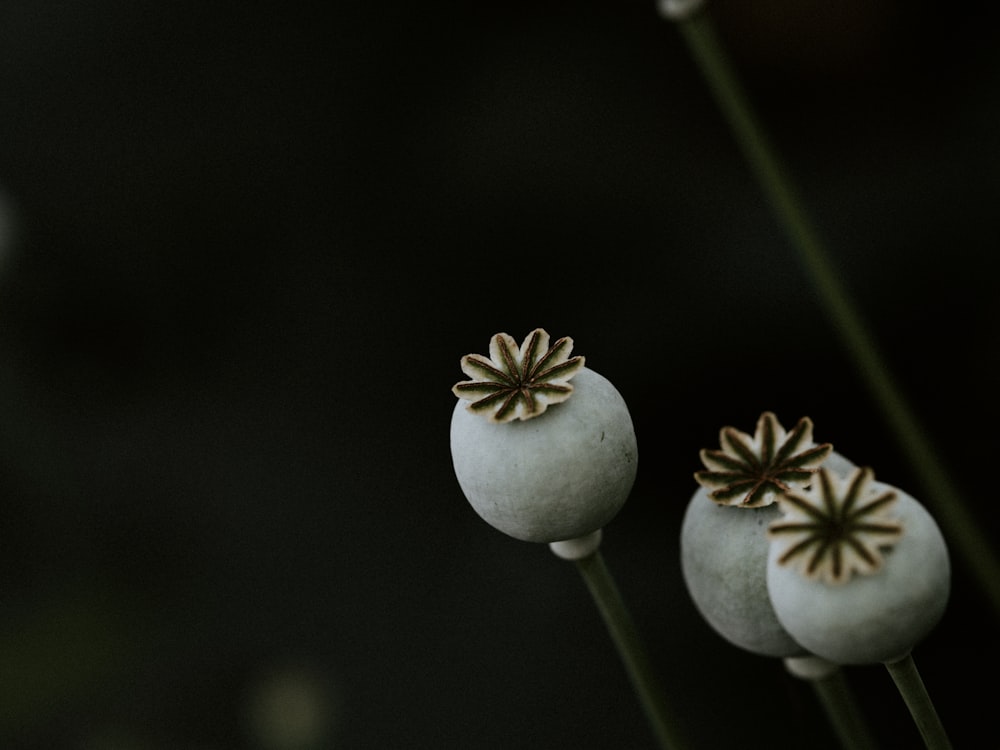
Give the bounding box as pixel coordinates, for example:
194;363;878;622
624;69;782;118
450;367;637;543
681;492;806;657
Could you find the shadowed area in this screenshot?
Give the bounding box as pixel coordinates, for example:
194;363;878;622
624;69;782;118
0;1;996;747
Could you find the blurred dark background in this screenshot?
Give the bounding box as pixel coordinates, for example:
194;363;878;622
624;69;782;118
0;0;997;747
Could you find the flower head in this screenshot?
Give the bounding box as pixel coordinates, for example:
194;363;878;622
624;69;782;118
695;412;832;508
768;466;904;585
452;329;584;423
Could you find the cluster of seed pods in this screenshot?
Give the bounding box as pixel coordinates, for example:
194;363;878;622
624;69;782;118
449;330;951;669
681;411;950;665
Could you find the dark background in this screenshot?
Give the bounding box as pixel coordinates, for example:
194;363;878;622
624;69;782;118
1;0;997;748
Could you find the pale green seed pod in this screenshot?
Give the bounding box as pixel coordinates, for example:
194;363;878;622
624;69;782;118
766;467;950;665
681;491;805;657
450;330;637;543
680;412;852;657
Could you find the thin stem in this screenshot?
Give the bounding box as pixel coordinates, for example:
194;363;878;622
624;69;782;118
574;550;686;750
811;670;881;750
884;653;953;749
673;9;1000;619
785;656;880;750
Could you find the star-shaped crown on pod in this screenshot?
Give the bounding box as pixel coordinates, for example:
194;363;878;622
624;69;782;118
452;328;585;424
694;411;832;508
768;466;904;585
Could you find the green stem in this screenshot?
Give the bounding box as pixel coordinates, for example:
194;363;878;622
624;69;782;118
884;653;953;749
673;9;1000;619
574;550;685;750
811;669;881;750
785;656;881;750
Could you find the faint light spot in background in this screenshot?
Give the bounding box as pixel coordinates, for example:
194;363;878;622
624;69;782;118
243;662;343;750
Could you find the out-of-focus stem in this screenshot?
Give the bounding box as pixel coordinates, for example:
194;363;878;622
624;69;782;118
671;8;1000;620
811;669;881;750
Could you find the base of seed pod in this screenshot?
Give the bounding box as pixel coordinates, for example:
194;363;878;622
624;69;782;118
784;655;839;680
451;367;637;543
550;529;603;561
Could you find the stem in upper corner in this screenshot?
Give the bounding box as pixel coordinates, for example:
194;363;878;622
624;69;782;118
669;6;1000;620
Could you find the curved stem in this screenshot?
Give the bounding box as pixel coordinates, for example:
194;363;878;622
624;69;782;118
884;653;952;749
672;9;1000;620
572;549;686;750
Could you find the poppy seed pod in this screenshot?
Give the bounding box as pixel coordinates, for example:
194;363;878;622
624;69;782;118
766;467;951;665
681;492;805;657
680;412;854;657
450;329;637;543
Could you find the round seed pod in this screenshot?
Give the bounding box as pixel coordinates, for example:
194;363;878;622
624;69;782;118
679;412;853;658
766;467;950;665
450;331;637;543
681;491;806;657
